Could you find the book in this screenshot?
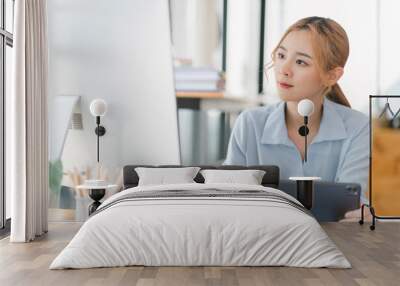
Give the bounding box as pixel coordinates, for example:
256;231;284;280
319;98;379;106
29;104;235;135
174;67;221;81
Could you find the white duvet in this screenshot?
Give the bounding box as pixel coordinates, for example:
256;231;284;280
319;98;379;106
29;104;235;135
50;183;351;269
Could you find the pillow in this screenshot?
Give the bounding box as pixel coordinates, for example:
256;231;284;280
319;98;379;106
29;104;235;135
200;169;266;185
135;167;201;186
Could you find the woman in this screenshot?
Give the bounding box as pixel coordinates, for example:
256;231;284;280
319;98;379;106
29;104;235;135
224;17;369;220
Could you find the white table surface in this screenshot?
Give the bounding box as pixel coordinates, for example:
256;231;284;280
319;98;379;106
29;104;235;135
76;184;118;190
289;177;321;181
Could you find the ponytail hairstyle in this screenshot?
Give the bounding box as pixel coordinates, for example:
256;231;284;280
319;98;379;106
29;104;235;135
268;16;351;108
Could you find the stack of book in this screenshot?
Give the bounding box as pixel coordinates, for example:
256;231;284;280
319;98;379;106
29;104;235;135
174;67;225;92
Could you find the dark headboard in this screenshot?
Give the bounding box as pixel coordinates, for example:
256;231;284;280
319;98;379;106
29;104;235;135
123;165;280;189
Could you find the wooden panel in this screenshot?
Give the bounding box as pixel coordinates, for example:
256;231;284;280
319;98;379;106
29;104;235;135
372;125;400;216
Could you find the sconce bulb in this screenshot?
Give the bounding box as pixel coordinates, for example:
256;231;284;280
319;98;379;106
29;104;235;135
297;99;314;117
90;99;108;117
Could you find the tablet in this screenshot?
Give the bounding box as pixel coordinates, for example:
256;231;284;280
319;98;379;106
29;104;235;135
278;180;361;222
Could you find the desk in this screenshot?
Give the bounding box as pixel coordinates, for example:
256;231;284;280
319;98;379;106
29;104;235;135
176;91;263;112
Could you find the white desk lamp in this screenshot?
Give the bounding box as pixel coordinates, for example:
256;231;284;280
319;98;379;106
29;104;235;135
89;99;108;163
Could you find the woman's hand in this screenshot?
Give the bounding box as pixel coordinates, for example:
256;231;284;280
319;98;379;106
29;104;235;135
339;207;372;222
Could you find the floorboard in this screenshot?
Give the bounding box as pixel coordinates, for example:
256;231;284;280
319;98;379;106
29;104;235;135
0;222;399;286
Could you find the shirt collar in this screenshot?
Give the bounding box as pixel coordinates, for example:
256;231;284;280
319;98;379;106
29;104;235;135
312;97;347;143
261;101;292;146
261;97;347;146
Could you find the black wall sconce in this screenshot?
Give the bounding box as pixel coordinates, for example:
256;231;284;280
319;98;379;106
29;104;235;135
89;99;108;163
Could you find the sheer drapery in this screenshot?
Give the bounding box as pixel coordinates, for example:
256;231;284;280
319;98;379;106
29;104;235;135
10;0;48;242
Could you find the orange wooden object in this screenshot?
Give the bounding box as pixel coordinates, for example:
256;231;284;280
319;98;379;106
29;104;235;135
372;125;400;216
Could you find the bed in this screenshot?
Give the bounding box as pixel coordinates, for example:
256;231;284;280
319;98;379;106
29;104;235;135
50;165;350;269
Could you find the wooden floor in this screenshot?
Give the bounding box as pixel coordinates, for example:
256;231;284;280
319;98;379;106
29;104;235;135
0;222;399;286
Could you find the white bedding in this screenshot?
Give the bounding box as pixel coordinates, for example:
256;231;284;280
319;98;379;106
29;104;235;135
50;183;351;269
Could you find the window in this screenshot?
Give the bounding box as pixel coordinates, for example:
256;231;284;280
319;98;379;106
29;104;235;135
1;0;14;233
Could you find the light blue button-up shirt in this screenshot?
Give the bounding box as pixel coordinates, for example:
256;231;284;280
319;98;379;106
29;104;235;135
224;97;369;203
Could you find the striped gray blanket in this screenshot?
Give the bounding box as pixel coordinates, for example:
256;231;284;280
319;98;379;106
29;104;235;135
91;188;312;217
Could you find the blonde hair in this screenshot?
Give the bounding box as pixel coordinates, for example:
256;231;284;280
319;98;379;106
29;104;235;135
268;16;351;108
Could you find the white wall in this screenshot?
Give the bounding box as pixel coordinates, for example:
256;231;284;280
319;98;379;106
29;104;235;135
377;0;400;112
379;0;400;93
226;0;260;97
170;0;190;59
47;0;181;173
171;0;222;68
263;0;379;113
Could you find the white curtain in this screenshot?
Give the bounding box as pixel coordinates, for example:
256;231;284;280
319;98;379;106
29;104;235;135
10;0;49;242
